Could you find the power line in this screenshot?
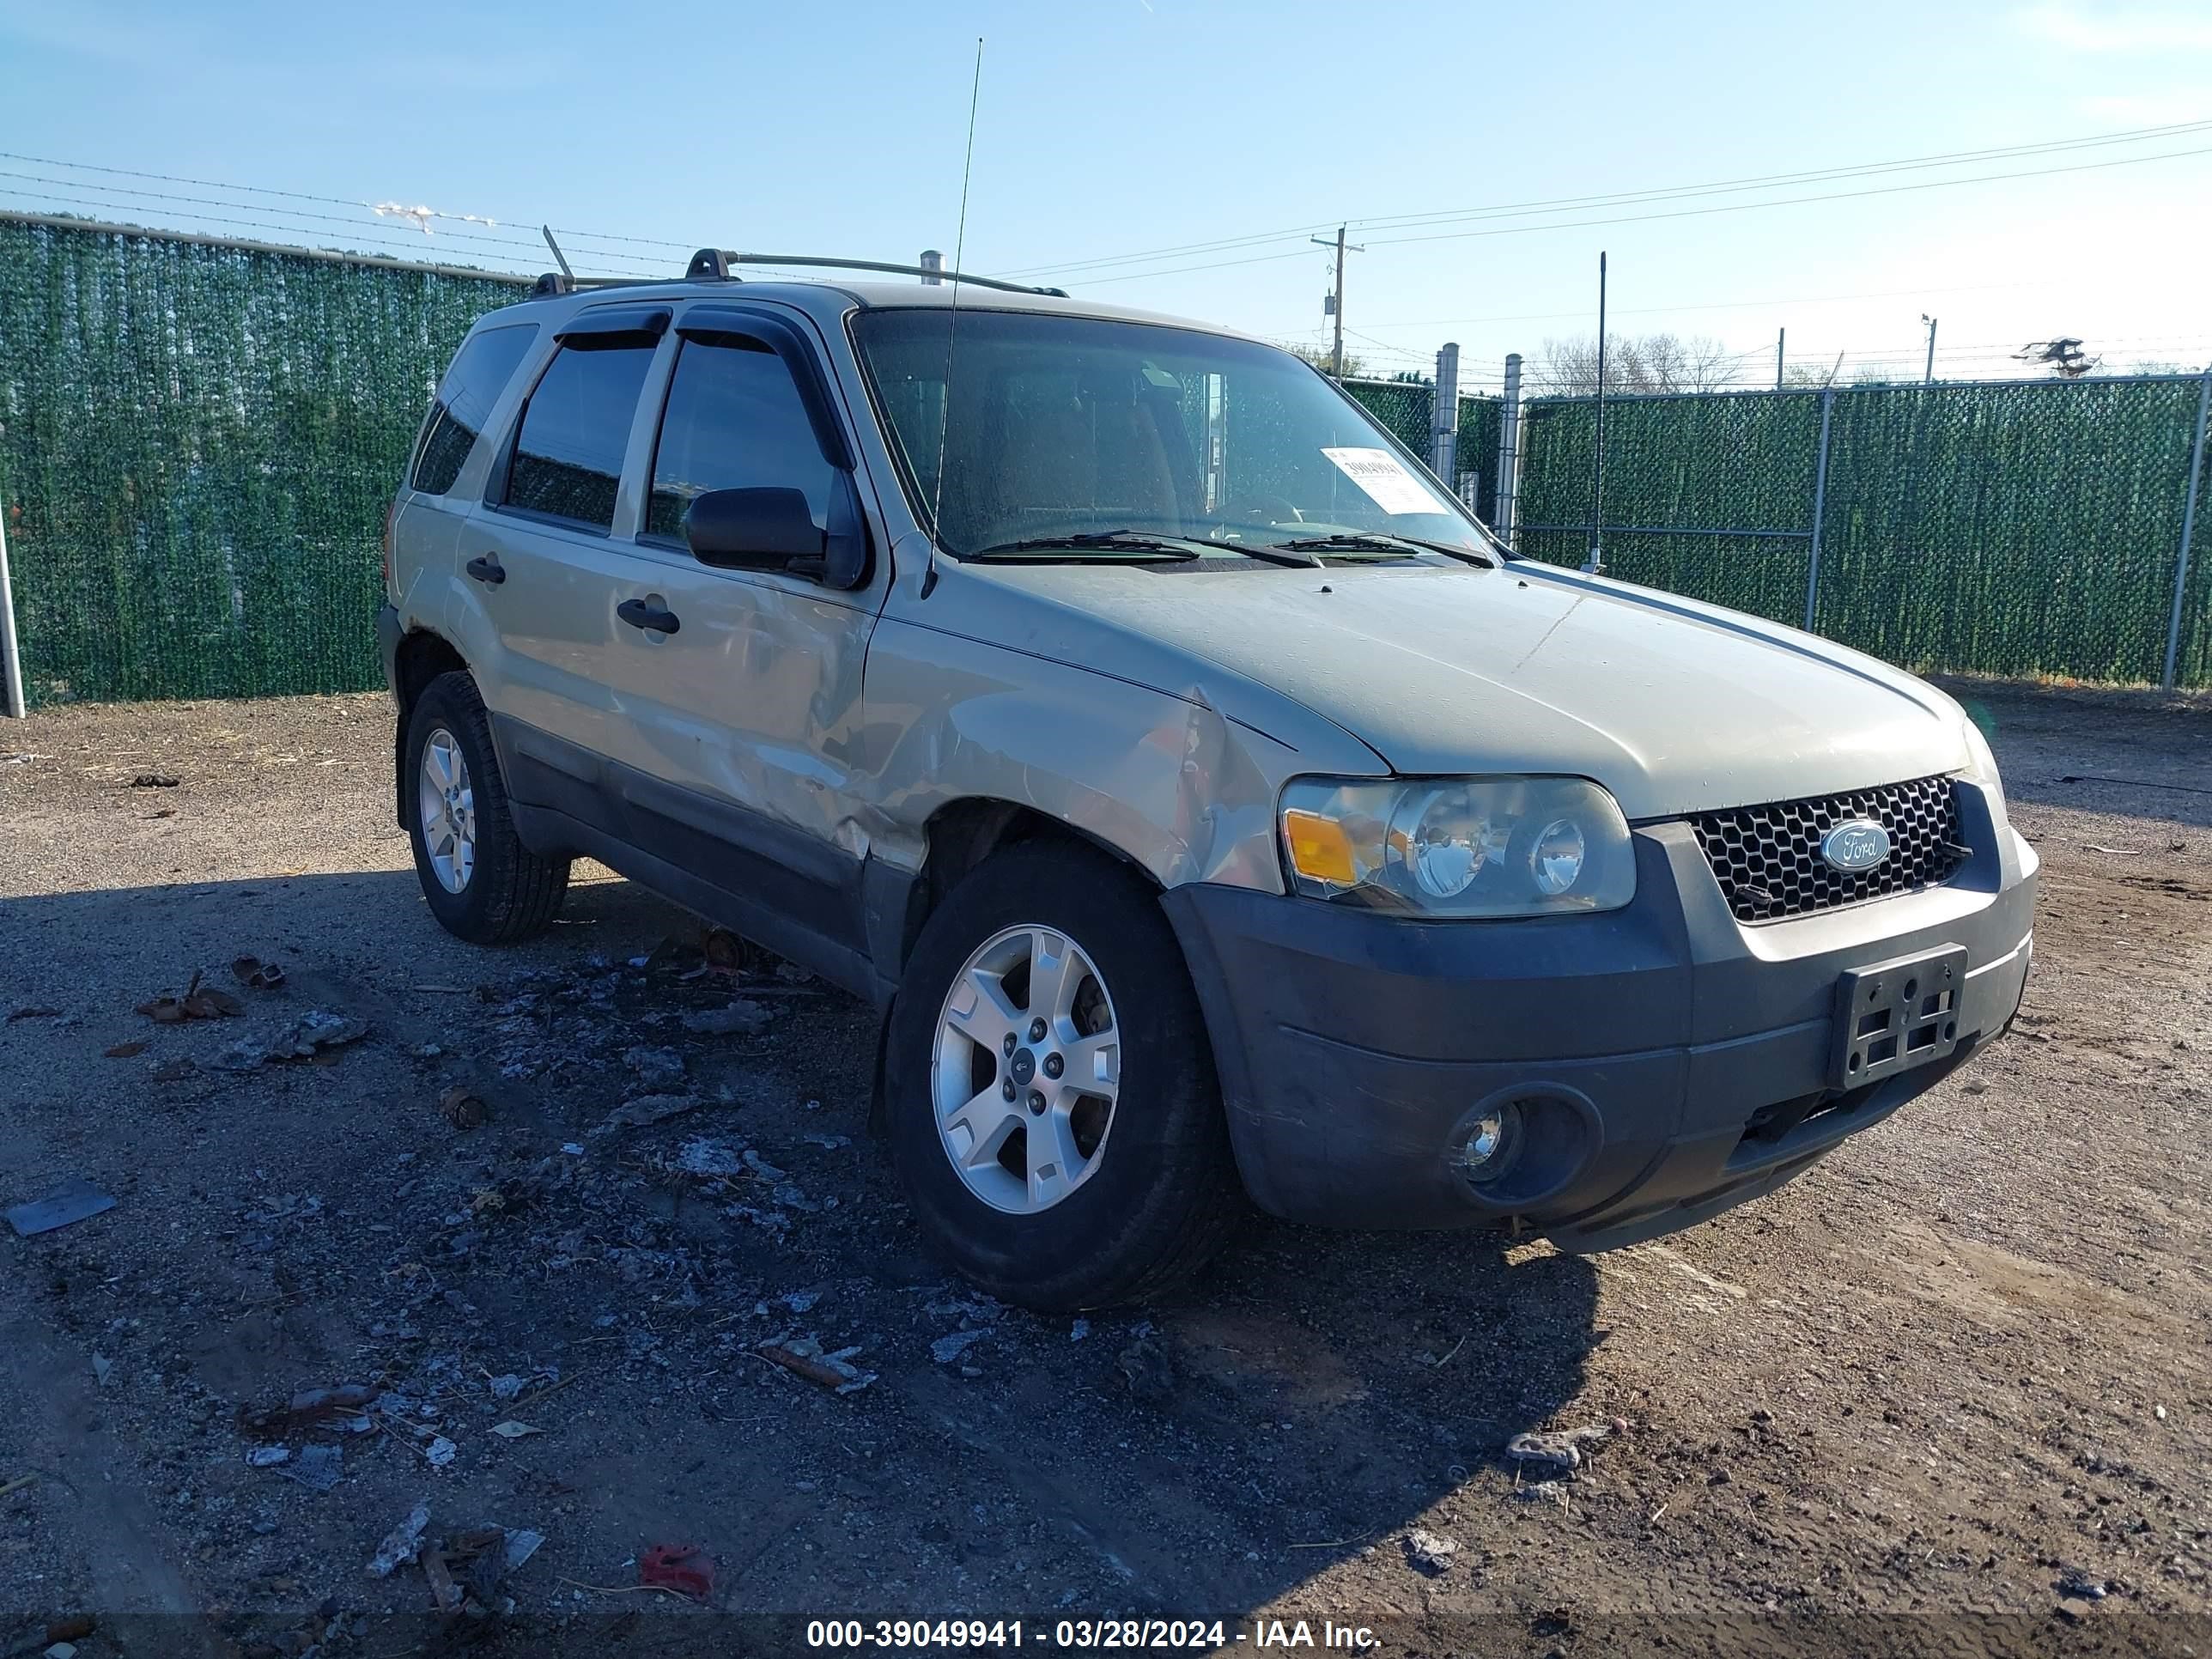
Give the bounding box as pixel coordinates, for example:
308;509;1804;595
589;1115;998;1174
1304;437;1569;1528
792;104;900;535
1060;141;2212;289
1000;116;2212;282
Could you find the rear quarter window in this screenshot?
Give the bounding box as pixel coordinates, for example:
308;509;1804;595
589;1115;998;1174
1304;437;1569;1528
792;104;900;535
410;322;539;495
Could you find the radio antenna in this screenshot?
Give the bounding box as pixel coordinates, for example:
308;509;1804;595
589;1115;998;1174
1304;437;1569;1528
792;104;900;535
921;35;985;600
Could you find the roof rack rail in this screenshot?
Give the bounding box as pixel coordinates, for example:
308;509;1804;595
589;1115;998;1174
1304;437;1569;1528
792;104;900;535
686;248;1065;297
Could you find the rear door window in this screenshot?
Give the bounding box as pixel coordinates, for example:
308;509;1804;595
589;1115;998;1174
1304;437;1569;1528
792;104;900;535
410;322;538;495
503;343;658;531
644;336;839;544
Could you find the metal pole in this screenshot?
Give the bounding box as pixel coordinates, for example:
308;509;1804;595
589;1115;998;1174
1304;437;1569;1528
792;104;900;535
0;493;24;719
1496;353;1523;547
2161;364;2212;687
919;249;944;286
1431;343;1460;484
1923;315;1938;384
1803;386;1835;632
1585;252;1607;574
1776;327;1785;391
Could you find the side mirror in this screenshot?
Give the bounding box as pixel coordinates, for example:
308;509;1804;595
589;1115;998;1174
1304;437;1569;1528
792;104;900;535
684;480;872;591
685;487;822;570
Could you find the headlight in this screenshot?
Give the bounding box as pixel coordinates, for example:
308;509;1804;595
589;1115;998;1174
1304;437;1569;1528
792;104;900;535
1279;776;1636;917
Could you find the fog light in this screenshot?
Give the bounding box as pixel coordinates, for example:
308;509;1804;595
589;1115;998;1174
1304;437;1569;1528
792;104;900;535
1449;1099;1522;1184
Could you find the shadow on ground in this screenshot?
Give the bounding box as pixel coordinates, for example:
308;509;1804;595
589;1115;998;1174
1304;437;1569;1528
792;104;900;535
2;868;1602;1623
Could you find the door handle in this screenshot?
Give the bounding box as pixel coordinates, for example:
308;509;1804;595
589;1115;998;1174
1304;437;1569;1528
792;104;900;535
465;553;506;586
617;598;681;636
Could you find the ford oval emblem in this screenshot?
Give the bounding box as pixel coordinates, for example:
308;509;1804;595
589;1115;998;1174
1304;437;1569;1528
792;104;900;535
1821;818;1893;872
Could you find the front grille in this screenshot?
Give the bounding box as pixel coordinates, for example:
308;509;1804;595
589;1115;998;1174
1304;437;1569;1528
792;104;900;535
1690;774;1968;923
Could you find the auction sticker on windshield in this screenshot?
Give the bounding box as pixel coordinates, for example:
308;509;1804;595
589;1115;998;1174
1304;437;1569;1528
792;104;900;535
1321;447;1447;515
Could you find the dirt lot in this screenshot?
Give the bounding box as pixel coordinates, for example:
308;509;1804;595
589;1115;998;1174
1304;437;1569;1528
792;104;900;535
3;678;2210;1657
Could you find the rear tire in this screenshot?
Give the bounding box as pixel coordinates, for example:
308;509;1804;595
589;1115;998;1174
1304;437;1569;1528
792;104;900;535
885;841;1242;1310
404;672;568;945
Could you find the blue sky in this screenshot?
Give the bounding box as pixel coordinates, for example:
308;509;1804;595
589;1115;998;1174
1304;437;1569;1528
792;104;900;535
3;0;2209;386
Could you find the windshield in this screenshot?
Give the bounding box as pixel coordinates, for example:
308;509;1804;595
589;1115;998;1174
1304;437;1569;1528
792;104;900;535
849;308;1495;562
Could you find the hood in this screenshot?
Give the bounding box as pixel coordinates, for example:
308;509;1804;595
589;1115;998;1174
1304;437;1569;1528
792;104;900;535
981;559;1967;821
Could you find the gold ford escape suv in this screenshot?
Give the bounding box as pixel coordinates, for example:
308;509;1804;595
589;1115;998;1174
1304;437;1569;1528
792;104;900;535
378;251;2037;1310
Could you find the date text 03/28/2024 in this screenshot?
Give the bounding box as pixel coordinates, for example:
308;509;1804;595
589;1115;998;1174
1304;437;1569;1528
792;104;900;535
805;1620;1378;1650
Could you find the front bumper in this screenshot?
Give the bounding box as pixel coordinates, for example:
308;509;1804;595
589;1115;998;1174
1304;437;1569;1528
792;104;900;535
1163;780;2036;1252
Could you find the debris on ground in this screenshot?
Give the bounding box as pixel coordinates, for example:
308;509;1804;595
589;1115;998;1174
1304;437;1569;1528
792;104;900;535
679;1000;772;1037
623;1045;687;1089
6;1006;61;1021
439;1086;488;1129
759;1337;876;1395
424;1436;458;1468
1505;1422;1621;1473
592;1094;700;1135
2056;1570;2111;1601
267;1010;368;1058
135;971;241;1024
489;1421;541;1439
149;1057;195;1084
215;1010;371;1073
230;954;286;990
674;1138;743;1176
418;1539;464;1613
932;1329;988;1365
129;773;179;788
0;1475;38;1500
283;1443;343;1493
6;1181;117;1238
638;1541;715;1601
367;1501;433;1577
1117;1336;1175;1406
240;1382;378;1437
102;1042;146;1059
245;1445;291;1468
1070;1318;1090;1342
488;1374;525;1401
1516;1480;1572;1508
1401;1528;1462;1576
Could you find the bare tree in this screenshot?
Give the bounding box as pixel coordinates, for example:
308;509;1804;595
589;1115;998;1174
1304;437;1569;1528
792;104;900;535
1534;331;1740;394
1287;343;1370;380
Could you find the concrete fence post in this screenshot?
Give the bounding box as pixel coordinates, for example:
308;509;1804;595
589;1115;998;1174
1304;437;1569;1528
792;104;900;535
2161;364;2212;688
1495;353;1523;546
1431;343;1461;486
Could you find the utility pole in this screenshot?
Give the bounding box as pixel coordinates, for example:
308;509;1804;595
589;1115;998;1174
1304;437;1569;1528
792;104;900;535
1310;225;1365;378
1776;326;1786;391
1922;314;1938;384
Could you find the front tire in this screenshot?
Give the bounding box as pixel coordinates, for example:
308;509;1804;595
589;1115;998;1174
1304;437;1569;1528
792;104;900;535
885;842;1242;1310
404;672;569;945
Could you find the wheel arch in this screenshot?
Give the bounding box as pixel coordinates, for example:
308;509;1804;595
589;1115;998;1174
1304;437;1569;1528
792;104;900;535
390;631;472;829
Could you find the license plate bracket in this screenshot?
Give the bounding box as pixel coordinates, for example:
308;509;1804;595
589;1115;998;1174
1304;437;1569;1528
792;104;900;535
1831;944;1968;1090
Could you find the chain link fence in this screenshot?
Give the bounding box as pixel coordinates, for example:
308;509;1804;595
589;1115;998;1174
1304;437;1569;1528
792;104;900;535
3;214;2209;704
1513;377;2212;687
0;216;524;705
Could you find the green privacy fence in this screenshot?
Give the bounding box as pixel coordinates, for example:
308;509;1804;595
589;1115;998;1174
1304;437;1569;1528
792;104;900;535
0;215;526;704
3;213;2209;704
1510;377;2212;687
1340;377;1504;524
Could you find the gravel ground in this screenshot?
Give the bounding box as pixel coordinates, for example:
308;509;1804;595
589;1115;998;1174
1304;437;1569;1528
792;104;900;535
2;678;2209;1658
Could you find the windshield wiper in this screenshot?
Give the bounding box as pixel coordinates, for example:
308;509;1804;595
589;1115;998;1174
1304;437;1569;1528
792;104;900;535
969;531;1322;568
1269;532;1498;568
968;532;1200;562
